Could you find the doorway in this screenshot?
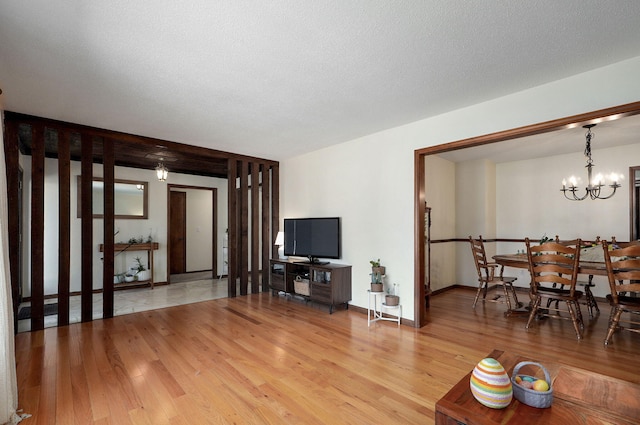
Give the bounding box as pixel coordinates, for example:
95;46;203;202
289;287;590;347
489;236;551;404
414;102;640;328
167;185;218;283
169;191;187;274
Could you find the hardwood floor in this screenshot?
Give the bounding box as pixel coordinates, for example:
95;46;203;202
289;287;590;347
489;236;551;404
14;288;640;425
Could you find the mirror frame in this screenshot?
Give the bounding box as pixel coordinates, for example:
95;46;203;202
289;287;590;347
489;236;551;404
77;176;149;219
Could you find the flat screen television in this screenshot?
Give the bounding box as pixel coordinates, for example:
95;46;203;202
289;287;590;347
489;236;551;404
283;217;341;264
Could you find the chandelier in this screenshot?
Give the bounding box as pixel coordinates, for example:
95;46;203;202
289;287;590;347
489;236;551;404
561;124;621;201
155;159;168;182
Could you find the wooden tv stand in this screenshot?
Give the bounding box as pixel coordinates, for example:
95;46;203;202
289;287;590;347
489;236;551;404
269;259;351;314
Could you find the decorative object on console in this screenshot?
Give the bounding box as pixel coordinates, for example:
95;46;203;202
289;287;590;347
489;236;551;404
561;124;621;200
511;361;553;408
274;231;286;259
133;256;151;281
470;358;513;409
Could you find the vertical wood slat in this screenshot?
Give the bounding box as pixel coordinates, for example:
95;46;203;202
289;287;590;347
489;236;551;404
251;162;260;293
57;131;71;326
239;160;249;295
30;125;45;331
240;160;250;294
102;138;115;318
3;120;21;332
80;134;93;322
261;163;271;291
271;165;280;259
212;189;218;279
227;160;237;297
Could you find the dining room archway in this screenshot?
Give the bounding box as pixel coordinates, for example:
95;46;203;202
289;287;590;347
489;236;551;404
413;101;640;328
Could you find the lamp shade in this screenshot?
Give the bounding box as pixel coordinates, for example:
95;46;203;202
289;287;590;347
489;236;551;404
274;231;286;259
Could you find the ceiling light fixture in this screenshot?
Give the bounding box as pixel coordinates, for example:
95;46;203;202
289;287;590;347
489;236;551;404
561;124;621;200
156;159;168;182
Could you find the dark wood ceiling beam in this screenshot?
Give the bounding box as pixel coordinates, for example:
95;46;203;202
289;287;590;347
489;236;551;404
4;111;279;167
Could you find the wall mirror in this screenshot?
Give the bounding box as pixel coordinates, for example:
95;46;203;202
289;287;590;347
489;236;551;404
77;177;148;219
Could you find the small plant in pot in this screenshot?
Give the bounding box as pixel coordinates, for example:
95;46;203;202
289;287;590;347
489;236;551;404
133;256;150;281
385;283;399;306
370;258;386;276
370;258;385;292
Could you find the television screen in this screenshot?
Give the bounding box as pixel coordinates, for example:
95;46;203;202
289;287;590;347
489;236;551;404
283;217;341;261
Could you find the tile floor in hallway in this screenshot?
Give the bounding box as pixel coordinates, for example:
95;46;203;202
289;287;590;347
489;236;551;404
17;276;230;333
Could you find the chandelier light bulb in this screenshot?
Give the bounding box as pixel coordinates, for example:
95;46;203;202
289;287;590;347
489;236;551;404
593;173;604;186
609;172;620;184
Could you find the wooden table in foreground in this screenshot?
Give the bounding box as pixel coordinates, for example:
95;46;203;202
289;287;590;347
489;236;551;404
435;349;640;425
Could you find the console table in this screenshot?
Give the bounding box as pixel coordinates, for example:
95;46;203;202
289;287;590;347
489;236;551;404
99;242;159;289
435;349;640;425
269;259;352;313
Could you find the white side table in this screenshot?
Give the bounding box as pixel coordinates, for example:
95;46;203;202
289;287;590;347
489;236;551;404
367;290;401;327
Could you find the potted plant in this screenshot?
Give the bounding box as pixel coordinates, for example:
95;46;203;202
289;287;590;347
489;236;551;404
370;258;385;292
385;283;399;306
370;258;386;276
133;256;151;281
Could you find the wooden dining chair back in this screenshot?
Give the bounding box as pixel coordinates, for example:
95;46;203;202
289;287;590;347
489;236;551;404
554;237;601;317
602;240;640;345
525;238;584;339
469;236;519;311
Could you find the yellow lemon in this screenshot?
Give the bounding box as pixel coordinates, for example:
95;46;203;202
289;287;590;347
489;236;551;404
532;379;549;392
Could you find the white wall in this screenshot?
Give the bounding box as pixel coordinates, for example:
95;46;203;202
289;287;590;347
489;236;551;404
454;160;497;291
281;55;640;321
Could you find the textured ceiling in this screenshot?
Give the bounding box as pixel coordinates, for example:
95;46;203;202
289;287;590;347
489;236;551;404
1;1;640;161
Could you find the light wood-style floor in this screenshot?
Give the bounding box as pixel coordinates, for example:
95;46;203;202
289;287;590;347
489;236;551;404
14;288;640;425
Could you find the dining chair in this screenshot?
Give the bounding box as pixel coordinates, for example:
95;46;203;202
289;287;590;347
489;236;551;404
554;236;601;317
469;236;519;310
601;240;640;346
525;238;584;339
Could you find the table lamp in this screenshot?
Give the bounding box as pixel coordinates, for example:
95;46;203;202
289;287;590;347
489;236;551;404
274;231;286;259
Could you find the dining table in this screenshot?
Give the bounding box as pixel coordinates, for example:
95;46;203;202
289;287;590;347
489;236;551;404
492;253;608;277
492;250;606;317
